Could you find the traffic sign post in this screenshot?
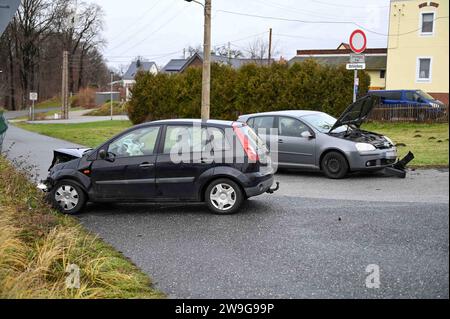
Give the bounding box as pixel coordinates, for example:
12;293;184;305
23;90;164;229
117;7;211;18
350;54;365;63
348;30;367;102
29;92;38;121
346;63;366;70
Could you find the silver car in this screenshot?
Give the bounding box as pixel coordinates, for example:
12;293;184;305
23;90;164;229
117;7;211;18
238;96;413;179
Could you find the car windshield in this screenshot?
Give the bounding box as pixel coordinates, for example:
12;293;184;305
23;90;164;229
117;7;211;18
301;113;350;134
417;90;435;101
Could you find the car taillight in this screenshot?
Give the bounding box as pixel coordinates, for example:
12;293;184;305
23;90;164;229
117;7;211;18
232;123;259;162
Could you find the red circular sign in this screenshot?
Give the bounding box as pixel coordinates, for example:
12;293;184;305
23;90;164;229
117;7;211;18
349;29;367;54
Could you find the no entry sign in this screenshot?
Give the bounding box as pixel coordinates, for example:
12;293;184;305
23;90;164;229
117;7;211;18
349;29;367;54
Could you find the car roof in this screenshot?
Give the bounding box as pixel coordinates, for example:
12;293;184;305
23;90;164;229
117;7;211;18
369;89;415;92
134;118;236;128
239;110;326;119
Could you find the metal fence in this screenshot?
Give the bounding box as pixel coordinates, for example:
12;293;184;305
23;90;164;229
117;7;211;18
0;111;8;152
368;104;449;123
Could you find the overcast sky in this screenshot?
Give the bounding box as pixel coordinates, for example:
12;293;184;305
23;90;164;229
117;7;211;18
93;0;391;70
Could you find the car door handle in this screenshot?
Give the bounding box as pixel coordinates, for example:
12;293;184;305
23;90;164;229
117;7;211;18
139;163;154;168
278;139;284;144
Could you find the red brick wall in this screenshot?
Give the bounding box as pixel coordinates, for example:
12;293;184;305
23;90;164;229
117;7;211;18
429;93;449;105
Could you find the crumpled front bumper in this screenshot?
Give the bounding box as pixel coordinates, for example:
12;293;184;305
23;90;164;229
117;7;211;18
37;178;53;193
382;151;415;178
37;183;49;192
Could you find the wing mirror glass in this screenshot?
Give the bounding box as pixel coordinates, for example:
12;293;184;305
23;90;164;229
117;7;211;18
301;131;314;139
99;149;107;160
99;149;115;162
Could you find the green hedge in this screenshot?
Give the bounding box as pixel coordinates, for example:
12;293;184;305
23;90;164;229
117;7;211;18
128;60;370;125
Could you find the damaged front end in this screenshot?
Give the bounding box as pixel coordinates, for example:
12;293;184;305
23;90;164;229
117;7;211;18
49;148;92;170
37;148;92;193
383;151;415;178
330;95;415;178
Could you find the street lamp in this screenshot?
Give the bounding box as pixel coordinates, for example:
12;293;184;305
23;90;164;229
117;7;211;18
185;0;211;121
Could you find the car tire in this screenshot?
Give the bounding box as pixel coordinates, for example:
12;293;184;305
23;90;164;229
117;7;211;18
50;180;87;215
205;178;244;215
321;151;349;179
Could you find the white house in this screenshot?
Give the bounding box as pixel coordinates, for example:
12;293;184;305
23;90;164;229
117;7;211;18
122;59;158;101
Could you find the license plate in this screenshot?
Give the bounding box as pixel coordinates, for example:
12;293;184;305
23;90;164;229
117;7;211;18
386;151;397;158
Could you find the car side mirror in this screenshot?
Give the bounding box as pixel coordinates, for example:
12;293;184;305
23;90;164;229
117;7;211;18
99;149;107;160
301;131;314;139
99;149;115;162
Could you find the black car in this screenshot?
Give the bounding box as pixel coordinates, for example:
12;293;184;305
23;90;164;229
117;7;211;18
38;119;278;215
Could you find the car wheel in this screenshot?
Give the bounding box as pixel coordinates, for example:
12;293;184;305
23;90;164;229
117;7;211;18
321;151;349;179
205;179;244;215
51;180;87;215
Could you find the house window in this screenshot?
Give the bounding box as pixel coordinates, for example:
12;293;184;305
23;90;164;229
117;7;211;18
421;12;435;34
380;70;386;79
416;57;432;82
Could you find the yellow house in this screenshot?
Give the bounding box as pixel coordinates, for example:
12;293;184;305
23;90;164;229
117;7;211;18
386;0;449;104
289;43;388;90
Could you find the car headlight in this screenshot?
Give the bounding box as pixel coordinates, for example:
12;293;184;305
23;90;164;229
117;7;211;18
383;136;394;146
430;102;441;108
355;143;376;153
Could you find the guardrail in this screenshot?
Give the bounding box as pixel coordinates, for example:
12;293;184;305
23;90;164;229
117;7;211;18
0;111;8;152
368;104;448;123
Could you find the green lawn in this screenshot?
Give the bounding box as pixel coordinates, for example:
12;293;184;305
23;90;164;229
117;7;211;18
15;120;449;167
16;121;132;148
362;122;448;167
35;97;61;109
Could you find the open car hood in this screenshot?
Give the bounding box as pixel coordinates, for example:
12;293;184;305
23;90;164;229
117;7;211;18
329;95;380;133
49;148;92;170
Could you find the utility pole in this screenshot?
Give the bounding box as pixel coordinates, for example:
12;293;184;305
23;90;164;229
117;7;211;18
353;70;358;103
268;28;273;65
61;51;69;119
185;0;211;121
202;0;212;122
110;72;114;121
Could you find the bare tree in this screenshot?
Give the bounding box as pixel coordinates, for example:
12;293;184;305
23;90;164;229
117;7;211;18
0;0;109;109
59;1;105;93
247;37;279;61
12;0;66;108
213;45;244;59
186;45;202;58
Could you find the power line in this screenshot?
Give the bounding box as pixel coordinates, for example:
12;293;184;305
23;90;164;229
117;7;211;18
214;31;269;48
249;0;375;20
116;6;187;56
109;0;163;44
274;33;341;41
216;9;449;37
101;31;270;65
108;0;178;51
310;0;389;9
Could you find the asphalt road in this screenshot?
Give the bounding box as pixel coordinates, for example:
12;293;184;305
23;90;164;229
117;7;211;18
3;123;449;298
2;125;84;181
2;107;60;120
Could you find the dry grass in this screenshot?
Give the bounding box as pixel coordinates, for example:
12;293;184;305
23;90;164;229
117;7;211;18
71;88;97;109
0;156;164;299
85;102;128;116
